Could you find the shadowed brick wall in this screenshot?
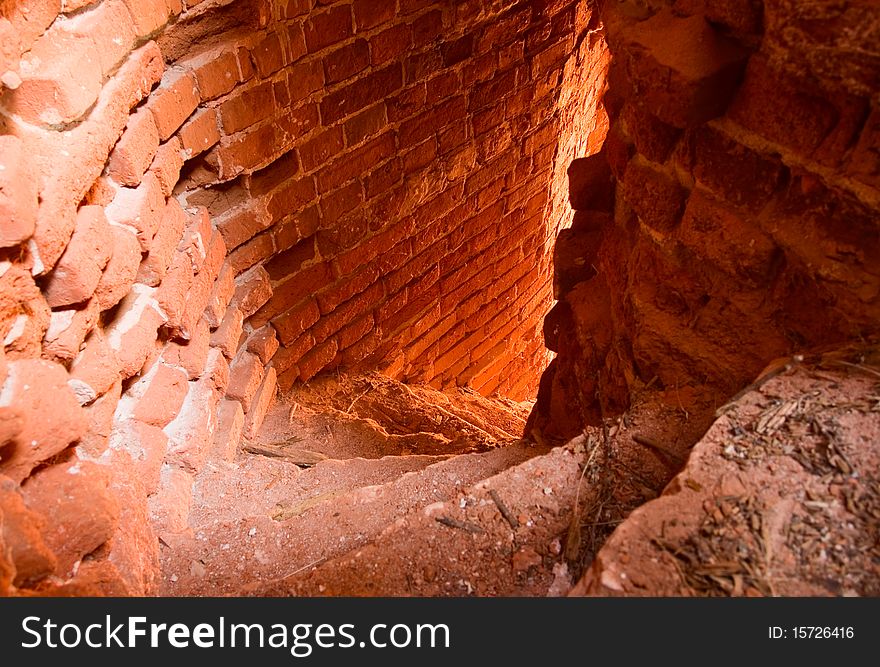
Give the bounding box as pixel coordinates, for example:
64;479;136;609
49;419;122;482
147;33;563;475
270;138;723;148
0;0;607;594
530;0;880;441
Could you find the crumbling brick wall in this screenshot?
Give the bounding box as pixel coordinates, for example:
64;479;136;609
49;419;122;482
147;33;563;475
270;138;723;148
530;0;880;441
0;0;606;594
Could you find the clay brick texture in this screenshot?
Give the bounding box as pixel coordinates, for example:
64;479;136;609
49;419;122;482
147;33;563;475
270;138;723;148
530;0;880;442
0;0;609;596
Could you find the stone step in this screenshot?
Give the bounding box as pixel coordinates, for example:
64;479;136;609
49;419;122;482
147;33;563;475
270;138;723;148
159;438;547;595
241;445;583;597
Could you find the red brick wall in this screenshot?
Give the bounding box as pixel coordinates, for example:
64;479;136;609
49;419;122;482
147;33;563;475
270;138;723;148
0;1;606;594
530;0;880;441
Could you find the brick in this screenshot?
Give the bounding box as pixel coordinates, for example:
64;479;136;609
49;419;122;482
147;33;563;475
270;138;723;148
320;181;364;221
252;31;285;77
673;0;763;35
94;225;142;311
0;471;58;589
246;325;280;364
212;399;244;462
288;59;325;102
227;351;265;412
0;359;87;483
163;355;224;474
233;265;273;319
305;5;353;53
178;206;212;275
108;108;160;187
243;366;276;439
215;205;269;251
21;459;118;578
106;416;167;495
178;108;220;158
264;237;316;281
191;48;241;101
299;338;338;381
370;24;411;66
325;39;370;84
12;30;102;125
848;105;880;189
43;206;113;308
298;126;345;173
122;0;176;37
321;65;403;124
399;96;467;147
68;331;122;406
204;264;237;328
214;123;279;179
137;197;188;287
0;136;37;248
147;69;200;141
623;103;681;164
160;316;211;380
156;251;194;333
106;284;167;378
105;171;166;251
77;380;121;457
441;34;474;67
387;84;426;123
179;231;226;336
617;10;749;128
567;154;615;212
273;298;321;346
680;188;779;284
41;300;96;365
226;230;275;275
148;137;186;197
344;103;387;146
127;361;189;428
353;0;394;30
682;126;786;212
219;82;275;135
148;465;193;533
210;305;245;359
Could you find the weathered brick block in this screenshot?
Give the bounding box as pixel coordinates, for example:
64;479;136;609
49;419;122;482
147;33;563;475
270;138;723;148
108;107;160;187
178;108;220;158
147;69;200;141
243;366;276;439
105;171;166;251
219;82;275;135
227;351;265;412
0;359;87;483
321;65;403;124
163;357;223;474
137;198;188;287
106;416;167;495
106;284;167;379
568;153;615;212
246;325;280;364
617;10;748;128
210;305;245;359
232;265;273;319
305;4;353;53
679;188;779;284
190;47;241;101
0;136;38;248
148;465;193;533
68;331;122;406
43;206;113;307
681;126;786;212
204;265;237;328
77;380;121;457
124;361;190;428
273;298;321;346
12;31;102;125
148;137;186;197
94;225;142;310
299;338;338;381
0;475;57;588
325;38;370;84
212;399;244;462
22;459;119;577
160;316;211;380
42;299;99;363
